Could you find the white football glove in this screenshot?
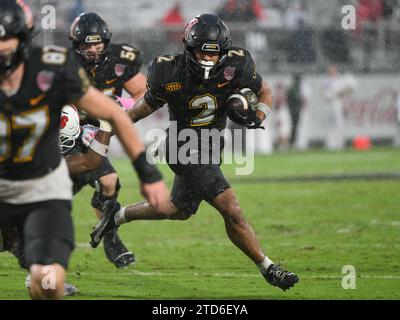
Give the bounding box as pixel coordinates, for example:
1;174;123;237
81;125;100;147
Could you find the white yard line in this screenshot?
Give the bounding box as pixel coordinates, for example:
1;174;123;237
77;269;400;280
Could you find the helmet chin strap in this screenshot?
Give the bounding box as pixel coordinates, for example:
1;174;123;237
199;60;215;79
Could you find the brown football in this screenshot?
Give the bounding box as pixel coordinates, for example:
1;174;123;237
226;88;258;117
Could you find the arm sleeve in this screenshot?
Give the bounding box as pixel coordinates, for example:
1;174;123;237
233;49;263;94
144;58;168;110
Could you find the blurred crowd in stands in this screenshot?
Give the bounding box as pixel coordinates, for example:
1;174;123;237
26;0;400;150
27;0;400;73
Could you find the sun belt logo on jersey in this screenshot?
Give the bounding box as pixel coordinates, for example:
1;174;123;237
165;82;183;92
85;35;102;43
36;70;55;92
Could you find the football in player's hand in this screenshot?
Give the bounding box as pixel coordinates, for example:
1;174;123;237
239;88;259;107
226;88;258;117
226;93;249;118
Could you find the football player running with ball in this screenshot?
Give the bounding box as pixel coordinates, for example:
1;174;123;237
91;13;299;291
68;12;147;268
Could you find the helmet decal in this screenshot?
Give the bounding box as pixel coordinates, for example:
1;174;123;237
184;18;198;40
85;35;102;43
59;105;81;154
201;43;220;52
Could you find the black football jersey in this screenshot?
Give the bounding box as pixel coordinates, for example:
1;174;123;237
82;43;142;97
0;46;90;180
144;47;262;133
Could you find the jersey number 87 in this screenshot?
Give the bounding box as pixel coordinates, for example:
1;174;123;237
0;106;49;163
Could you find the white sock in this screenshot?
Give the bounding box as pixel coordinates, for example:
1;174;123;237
114;207;126;226
256;256;274;275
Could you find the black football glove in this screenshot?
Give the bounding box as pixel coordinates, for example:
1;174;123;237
228;109;265;129
245;111;265;129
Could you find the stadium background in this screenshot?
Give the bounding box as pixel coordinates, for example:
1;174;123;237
25;0;400;152
0;0;399;300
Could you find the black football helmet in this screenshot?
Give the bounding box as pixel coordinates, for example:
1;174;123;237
183;13;232;80
0;0;34;76
69;12;111;67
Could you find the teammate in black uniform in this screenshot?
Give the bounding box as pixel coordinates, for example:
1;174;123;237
68;12;146;268
0;0;169;299
91;14;299;291
70;12;146;100
0;105;115;297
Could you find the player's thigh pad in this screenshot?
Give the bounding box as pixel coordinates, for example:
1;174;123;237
171;164;231;215
171;174;203;216
189;164;231;203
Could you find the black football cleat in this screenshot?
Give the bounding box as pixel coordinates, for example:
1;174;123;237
90;200;120;248
103;230;136;268
263;264;299;291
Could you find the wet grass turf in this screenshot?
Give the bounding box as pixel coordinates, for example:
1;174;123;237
1;147;399;299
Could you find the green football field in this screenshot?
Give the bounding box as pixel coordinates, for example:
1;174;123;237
1;147;399;299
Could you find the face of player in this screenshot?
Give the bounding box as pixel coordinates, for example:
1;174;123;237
193;48;221;80
0;37;19;76
193;49;220;65
79;42;105;63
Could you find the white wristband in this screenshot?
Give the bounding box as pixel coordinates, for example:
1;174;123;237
255;102;271;118
89;139;110;157
98;119;112;133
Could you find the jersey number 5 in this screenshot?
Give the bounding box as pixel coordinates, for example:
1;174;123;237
0;106;50;163
189;94;218;126
120;46;136;61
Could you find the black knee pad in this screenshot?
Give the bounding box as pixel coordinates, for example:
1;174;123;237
91;179;121;210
